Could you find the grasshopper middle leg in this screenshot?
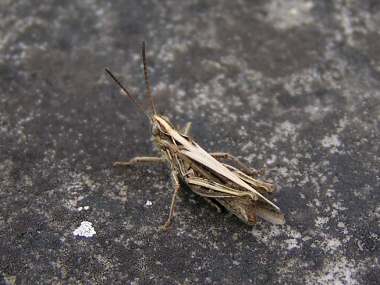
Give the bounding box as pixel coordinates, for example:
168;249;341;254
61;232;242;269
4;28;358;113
203;197;222;213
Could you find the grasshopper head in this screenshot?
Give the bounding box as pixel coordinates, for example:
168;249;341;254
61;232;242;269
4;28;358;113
151;114;177;150
151;114;173;137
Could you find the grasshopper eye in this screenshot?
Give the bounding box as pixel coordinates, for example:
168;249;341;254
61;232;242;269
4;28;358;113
152;125;160;136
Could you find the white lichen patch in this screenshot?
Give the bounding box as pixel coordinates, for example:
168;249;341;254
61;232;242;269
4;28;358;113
332;201;347;212
269;121;300;147
285;238;301;250
251;225;302;251
157;37;192;64
337;117;349;132
73;221;96;238
62;172;100;210
265;0;314;30
251;225;282;244
321;134;342;153
305;256;360;285
315;216;329;227
279;121;298;137
325;237;342;252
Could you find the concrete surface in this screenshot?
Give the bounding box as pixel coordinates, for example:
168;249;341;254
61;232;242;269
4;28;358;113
0;0;379;284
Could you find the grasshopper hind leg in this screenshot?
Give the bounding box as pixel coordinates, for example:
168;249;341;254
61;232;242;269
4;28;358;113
113;156;165;167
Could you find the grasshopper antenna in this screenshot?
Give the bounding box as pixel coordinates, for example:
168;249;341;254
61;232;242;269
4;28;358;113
141;41;157;114
105;68;150;118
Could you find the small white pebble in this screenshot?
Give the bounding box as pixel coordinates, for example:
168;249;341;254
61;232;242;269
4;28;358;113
266;154;277;165
73;221;96;237
78;206;90;211
145;200;153;206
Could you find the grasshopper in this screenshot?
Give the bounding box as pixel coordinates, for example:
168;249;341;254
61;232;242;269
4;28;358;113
106;42;285;229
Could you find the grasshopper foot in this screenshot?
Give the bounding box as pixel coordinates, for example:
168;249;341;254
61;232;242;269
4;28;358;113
160;220;172;231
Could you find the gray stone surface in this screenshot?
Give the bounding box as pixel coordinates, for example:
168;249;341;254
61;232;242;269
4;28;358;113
0;0;379;284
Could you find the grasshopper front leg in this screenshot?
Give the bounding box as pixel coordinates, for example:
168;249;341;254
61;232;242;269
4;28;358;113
162;172;180;230
113;156;165;167
183;122;192;136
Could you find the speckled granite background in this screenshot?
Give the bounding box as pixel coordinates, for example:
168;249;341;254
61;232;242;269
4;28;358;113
0;0;379;284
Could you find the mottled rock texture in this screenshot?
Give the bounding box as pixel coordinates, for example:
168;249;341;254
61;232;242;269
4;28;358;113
0;0;379;284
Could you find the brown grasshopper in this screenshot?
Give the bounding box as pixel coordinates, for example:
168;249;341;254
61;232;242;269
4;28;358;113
106;42;285;229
